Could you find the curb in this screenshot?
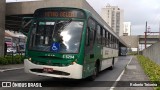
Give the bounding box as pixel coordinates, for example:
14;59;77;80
0;67;24;72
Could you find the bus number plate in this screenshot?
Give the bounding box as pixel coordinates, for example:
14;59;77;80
43;67;53;72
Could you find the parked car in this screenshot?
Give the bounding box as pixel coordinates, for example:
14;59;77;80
7;48;17;54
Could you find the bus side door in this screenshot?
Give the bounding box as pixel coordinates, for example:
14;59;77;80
83;18;96;77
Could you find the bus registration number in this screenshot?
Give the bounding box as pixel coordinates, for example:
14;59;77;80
43;67;53;72
63;55;75;59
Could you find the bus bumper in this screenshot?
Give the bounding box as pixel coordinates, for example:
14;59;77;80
24;59;83;79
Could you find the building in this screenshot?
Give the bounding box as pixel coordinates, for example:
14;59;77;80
101;4;124;36
123;22;131;36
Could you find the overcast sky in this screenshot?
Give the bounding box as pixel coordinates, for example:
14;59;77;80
86;0;160;35
6;0;160;35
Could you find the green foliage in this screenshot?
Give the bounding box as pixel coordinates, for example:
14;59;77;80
0;57;8;65
0;55;24;65
137;55;160;90
14;55;24;64
5;56;13;64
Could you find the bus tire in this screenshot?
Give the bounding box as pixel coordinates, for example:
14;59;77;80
109;59;114;70
88;62;99;81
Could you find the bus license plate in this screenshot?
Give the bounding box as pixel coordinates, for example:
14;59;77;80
43;67;53;72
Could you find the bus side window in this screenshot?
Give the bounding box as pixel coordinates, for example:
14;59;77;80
96;25;101;44
108;33;111;48
86;27;89;46
102;29;105;46
86;18;96;46
106;31;109;47
86;27;94;46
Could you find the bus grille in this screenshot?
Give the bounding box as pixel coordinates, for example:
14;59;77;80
30;69;70;76
31;61;70;67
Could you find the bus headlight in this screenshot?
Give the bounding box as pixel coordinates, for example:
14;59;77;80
71;59;77;65
28;58;32;61
72;62;76;65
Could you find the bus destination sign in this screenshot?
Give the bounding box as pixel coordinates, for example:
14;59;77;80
45;11;77;18
35;9;85;18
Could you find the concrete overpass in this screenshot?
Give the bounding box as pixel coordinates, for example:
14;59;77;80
120;35;160;51
0;0;5;56
139;35;160;44
6;0;90;31
120;36;139;48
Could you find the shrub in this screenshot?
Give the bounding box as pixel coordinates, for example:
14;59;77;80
5;56;13;64
0;55;24;65
14;55;23;64
0;57;8;65
137;55;160;90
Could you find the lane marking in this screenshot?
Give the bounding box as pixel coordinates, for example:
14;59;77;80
109;56;133;90
126;56;133;67
0;67;24;72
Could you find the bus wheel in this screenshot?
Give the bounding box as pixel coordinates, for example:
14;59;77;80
109;59;114;70
88;64;98;81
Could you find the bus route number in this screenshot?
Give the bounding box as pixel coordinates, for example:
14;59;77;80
63;55;75;59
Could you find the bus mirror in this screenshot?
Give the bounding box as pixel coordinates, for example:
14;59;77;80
19;17;33;35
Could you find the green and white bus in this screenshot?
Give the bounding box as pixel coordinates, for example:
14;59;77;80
23;7;119;80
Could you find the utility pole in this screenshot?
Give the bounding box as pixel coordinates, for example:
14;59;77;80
144;22;160;50
159;22;160;41
144;21;147;49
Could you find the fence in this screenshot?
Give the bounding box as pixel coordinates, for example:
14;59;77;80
142;42;160;65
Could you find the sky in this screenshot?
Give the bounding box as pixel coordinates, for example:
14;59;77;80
6;0;160;35
86;0;160;35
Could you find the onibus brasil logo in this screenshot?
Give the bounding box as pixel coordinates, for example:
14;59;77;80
1;82;42;88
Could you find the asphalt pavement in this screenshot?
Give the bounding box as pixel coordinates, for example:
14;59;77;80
0;56;155;90
0;64;23;72
114;56;153;90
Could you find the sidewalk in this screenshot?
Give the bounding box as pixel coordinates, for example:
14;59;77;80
0;64;24;72
115;56;154;90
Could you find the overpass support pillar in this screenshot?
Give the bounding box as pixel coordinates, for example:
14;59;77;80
0;0;6;56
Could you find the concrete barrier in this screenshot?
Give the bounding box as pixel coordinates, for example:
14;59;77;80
142;41;160;65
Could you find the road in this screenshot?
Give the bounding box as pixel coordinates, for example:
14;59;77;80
0;56;132;90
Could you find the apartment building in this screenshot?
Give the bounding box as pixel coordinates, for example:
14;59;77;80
101;4;124;36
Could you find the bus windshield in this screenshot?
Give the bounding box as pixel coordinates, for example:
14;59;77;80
29;20;84;53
